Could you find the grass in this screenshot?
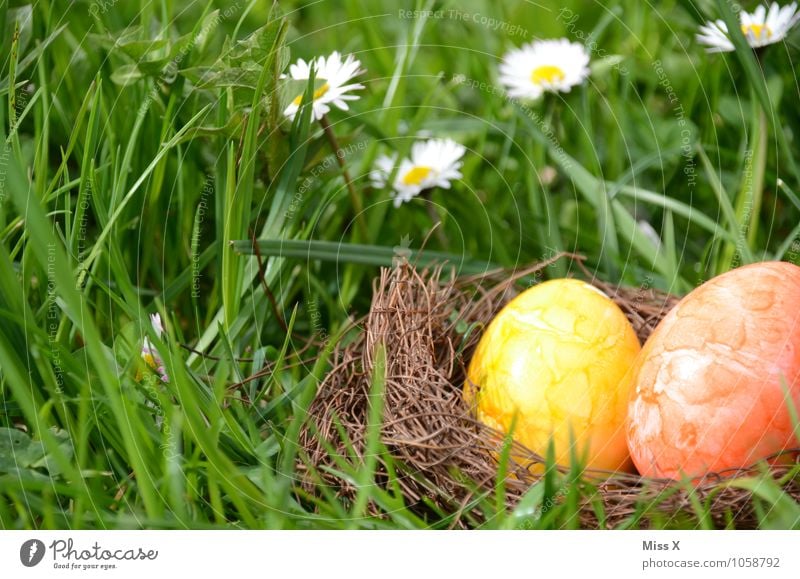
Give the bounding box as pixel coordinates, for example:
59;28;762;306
1;0;799;529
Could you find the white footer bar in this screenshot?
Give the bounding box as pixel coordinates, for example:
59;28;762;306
0;531;796;577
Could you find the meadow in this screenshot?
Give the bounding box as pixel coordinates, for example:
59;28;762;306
1;0;800;529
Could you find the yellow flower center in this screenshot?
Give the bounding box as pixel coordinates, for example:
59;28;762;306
741;23;772;39
402;166;433;186
292;82;330;106
142;353;158;370
531;65;566;85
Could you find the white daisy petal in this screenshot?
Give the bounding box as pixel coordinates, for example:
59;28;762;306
697;21;736;52
370;154;397;189
283;51;365;122
697;2;799;52
767;3;781;29
150;313;164;335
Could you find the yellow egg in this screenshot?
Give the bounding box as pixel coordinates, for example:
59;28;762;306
465;278;641;471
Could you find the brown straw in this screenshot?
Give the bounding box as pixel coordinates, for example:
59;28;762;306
297;254;800;528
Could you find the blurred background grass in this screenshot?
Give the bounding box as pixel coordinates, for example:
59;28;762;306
1;0;799;529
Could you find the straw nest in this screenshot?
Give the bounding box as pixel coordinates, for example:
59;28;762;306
298;254;800;528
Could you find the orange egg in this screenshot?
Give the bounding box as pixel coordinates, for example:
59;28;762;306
627;261;800;479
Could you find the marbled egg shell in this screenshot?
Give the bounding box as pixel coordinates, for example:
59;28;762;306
627;262;800;479
465;278;641;471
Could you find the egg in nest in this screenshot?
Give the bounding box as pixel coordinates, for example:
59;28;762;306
465;278;641;471
627;261;800;479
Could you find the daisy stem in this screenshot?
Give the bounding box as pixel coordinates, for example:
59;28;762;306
422;192;449;247
746;50;768;251
319;114;368;239
746;105;768;250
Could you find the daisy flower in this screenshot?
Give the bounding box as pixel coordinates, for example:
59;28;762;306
499;39;590;100
282;51;365;122
697;2;800;52
141;313;169;382
371;139;466;207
